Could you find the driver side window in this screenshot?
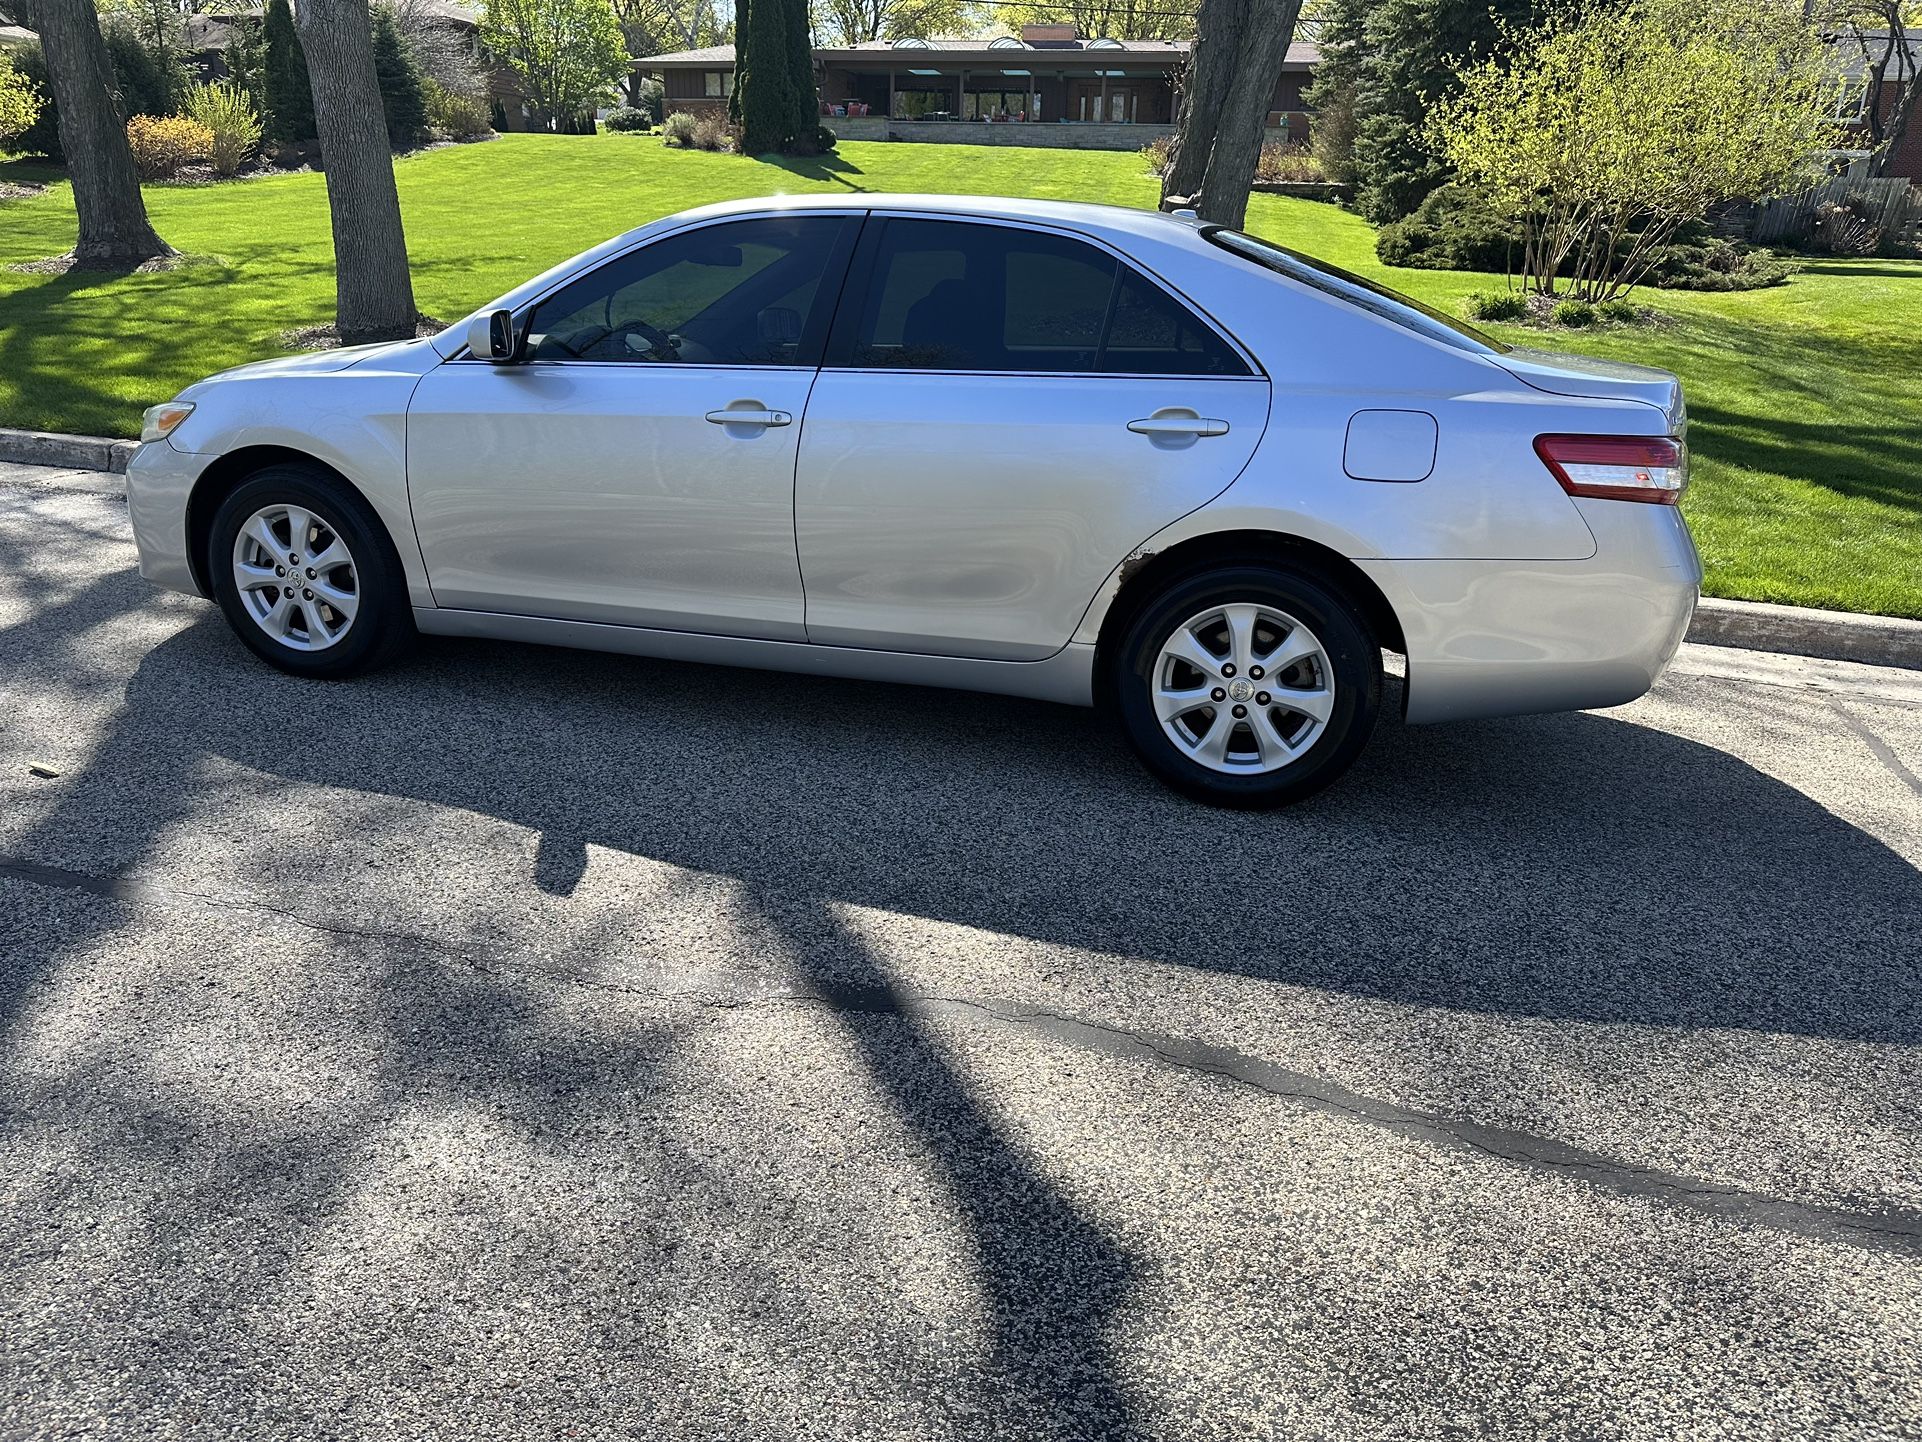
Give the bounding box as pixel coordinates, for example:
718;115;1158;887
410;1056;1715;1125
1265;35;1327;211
524;215;850;366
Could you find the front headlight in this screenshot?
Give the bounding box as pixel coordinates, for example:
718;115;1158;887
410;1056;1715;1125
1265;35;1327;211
140;401;195;444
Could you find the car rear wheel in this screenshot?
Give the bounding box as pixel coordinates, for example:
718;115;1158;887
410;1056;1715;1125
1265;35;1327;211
207;465;414;678
1114;565;1381;807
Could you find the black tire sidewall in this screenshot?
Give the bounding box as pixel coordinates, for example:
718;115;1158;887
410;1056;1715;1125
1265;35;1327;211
207;466;410;678
1114;565;1381;807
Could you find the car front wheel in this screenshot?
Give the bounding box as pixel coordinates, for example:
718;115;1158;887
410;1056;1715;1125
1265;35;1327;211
207;464;414;678
1114;565;1381;807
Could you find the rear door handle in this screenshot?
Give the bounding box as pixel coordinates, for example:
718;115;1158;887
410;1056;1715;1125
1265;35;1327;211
705;407;793;428
1128;415;1229;438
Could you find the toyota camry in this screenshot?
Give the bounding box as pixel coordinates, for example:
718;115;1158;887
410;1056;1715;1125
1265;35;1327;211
126;194;1700;806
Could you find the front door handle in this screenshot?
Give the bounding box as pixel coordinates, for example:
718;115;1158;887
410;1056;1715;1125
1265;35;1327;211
1128;415;1229;438
706;406;792;428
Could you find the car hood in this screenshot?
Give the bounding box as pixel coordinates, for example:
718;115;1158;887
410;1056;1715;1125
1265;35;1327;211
1495;347;1685;432
204;341;404;383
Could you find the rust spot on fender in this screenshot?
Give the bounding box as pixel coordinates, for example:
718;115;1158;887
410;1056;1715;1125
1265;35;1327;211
1117;548;1156;586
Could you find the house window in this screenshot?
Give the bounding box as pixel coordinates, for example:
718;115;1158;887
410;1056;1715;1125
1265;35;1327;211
1829;79;1867;124
703;71;734;98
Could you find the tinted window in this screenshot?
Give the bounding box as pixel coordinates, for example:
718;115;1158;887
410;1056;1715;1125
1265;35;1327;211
526;216;846;366
1103;267;1247;376
853;220;1114;372
847;219;1247;376
1205;226;1509;355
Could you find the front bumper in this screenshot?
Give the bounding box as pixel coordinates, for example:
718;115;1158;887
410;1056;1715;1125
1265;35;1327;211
1360;499;1702;725
125;440;216;598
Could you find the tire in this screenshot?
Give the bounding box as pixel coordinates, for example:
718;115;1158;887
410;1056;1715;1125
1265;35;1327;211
206;464;415;679
1113;565;1381;808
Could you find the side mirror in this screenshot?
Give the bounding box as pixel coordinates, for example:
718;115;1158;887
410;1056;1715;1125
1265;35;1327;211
467;308;520;364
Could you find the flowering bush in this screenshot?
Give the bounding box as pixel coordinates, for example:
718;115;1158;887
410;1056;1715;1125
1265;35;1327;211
182;82;263;176
127;114;214;180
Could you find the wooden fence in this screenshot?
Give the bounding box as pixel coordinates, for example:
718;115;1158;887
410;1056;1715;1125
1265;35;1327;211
1748;176;1922;246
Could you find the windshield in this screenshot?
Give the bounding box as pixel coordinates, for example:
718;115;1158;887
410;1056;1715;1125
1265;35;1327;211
1204;227;1510;356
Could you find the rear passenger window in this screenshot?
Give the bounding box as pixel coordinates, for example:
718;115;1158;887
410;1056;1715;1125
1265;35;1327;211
1103;267;1247;376
845;218;1248;377
852;220;1113;372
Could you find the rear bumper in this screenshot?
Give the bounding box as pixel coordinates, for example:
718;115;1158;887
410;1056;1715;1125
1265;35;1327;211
125;439;213;597
1360;499;1701;725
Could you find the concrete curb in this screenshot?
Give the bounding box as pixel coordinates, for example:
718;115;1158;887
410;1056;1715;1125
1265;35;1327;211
6;427;1919;672
0;427;138;474
1686;597;1922;672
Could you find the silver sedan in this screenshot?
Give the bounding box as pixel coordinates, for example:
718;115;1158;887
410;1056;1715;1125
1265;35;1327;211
126;194;1700;806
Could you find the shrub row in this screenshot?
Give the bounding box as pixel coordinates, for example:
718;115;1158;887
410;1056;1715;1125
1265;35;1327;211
662;110;731;150
1382;185;1796;292
1138;137;1325;186
1464;292;1645;328
604;106;654;133
656;110;834;153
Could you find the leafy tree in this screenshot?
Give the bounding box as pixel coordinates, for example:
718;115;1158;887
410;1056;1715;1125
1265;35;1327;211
4;42;62;157
0;0;172;266
97;0;190;113
101;16;170;115
1318;0;1548;224
391;0;489;101
633;71;663;119
0;50;43;145
371;2;427;145
1840;0;1921;179
1300;0;1362;183
813;0;971;44
479;0;628;132
221;14;271;116
610;0;723;74
987;0;1199;41
1431;0;1839;300
1160;0;1304;228
263;0;317;140
296;0;418;340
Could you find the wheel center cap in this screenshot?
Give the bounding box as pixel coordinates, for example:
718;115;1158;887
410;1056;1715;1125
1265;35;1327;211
1227;678;1255;703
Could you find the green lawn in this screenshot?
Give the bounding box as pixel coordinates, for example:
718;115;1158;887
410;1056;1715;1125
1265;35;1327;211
3;133;1919;617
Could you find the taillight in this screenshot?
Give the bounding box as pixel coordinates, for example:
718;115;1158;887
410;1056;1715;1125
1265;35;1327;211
1534;434;1686;505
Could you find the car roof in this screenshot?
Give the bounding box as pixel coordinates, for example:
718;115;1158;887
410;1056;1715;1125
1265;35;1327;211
648;192;1206;249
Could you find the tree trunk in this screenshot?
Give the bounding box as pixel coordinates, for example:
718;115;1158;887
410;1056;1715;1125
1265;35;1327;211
1161;0;1245;206
296;0;418;343
32;0;172;267
1195;0;1302;229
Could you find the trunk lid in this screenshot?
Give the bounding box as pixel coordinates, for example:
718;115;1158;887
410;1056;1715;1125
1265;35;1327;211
1495;347;1686;433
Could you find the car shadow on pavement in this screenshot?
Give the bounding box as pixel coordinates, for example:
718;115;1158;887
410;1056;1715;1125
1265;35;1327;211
6;616;1921;1435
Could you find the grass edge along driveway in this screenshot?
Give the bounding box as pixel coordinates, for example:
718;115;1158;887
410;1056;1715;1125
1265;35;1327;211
3;133;1919;619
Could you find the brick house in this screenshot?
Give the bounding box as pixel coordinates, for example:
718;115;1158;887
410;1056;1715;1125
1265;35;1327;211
1831;30;1922;183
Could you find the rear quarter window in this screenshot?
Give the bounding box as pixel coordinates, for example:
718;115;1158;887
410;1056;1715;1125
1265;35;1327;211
1205;228;1509;357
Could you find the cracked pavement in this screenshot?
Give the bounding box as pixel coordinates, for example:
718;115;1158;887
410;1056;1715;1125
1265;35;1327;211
3;462;1921;1440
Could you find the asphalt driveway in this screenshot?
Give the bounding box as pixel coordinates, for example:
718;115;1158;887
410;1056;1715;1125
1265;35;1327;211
3;463;1920;1440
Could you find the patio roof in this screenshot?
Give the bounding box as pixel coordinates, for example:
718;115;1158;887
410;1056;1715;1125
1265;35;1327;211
635;39;1320;70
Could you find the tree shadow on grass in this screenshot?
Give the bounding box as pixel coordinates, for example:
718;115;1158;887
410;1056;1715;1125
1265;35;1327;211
749;149;870;192
1788;260;1922;280
1687;404;1922;516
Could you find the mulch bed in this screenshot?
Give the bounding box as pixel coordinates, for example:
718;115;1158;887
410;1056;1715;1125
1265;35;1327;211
6;251;190;276
0;181;48;201
281;314;448;350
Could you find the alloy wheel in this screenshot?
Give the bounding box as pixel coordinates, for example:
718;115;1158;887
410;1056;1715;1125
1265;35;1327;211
230;503;360;652
1152;602;1336;773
